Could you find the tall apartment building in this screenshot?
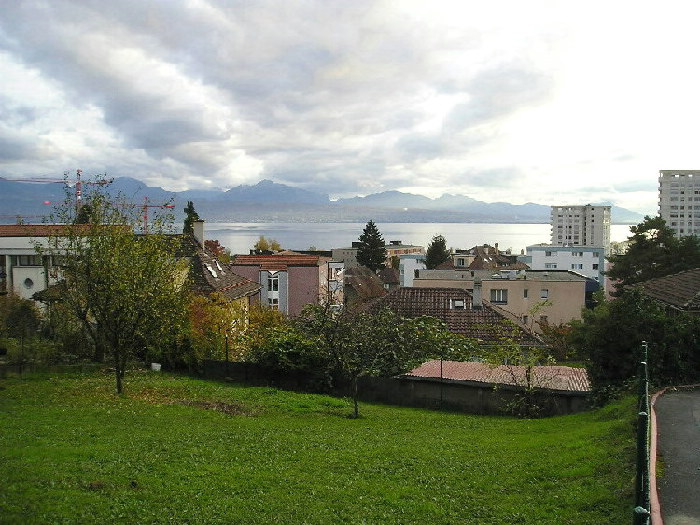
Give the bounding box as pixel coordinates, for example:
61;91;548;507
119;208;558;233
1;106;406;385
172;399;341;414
658;170;700;238
550;204;611;250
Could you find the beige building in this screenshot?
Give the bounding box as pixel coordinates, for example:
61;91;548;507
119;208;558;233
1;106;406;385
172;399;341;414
658;170;700;238
550;204;610;251
413;268;588;331
332;240;424;269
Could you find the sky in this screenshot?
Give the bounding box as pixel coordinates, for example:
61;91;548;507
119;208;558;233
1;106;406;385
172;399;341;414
1;1;698;215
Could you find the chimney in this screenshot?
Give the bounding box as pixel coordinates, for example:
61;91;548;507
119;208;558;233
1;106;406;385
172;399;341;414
192;220;205;247
472;278;482;309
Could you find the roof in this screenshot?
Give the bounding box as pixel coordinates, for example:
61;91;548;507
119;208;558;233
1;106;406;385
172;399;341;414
344;267;387;302
232;254;323;271
190;248;261;301
634;268;700;313
0;224;94;237
378;267;399;285
367;287;541;345
405;360;591;392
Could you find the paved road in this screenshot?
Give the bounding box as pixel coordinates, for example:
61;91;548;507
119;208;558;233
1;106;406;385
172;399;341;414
655;388;700;525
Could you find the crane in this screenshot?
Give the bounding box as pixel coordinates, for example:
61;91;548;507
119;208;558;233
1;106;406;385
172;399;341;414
139;197;175;234
2;169;113;214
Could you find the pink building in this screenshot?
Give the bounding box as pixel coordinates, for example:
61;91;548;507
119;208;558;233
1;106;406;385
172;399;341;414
231;254;343;316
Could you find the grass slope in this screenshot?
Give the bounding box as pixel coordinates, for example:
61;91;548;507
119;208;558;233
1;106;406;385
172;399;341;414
0;370;634;524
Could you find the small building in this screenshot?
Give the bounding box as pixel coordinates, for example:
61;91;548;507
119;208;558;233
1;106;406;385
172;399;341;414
231;252;344;316
412;268;589;331
0;224;72;300
452;244;524;271
332;240;424;269
398;254;426;287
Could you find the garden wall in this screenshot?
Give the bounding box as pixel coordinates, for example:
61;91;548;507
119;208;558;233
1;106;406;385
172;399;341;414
203;360;590;416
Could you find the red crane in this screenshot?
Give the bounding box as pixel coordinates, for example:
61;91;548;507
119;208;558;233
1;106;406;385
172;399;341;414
3;169;113;213
140;197;175;234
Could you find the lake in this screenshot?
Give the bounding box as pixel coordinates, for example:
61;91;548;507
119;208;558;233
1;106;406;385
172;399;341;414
206;222;633;256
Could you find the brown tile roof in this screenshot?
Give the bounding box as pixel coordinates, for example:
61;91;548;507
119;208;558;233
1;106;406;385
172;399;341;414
406;360;591;392
344;267;387;302
633;268;700;313
190;247;261;301
378;267;399;285
0;224;92;237
232;254;322;269
367;287;540;345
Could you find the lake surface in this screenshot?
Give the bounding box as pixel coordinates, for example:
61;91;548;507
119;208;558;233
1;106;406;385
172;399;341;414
206;222;633;256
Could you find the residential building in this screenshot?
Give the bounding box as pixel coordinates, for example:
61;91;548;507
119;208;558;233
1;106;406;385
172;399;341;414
343;267;387;306
519;245;605;286
231;253;344;316
452;244;526;271
550;204;611;251
0;224;70;300
658;170;700;238
367;287;539;345
398;254;426;287
332;240;424;269
412;268;589;331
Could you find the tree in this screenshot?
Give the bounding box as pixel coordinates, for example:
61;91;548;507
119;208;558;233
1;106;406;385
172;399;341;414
569;288;700;398
356;220;387;273
42;193;189;394
204;239;231;263
425;234;451;269
183;201;200;235
606;215;700;294
253;236;281;252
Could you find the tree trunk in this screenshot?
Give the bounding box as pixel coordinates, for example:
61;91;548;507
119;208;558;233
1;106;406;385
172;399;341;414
352;376;359;419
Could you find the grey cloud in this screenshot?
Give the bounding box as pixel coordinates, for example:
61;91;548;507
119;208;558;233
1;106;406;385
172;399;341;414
395;133;443;162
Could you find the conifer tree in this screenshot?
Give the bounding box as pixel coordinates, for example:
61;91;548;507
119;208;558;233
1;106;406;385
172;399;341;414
183;201;200;234
425;234;451;269
356;220;387;273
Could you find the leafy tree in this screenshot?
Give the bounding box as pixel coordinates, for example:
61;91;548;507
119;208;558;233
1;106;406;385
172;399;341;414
204;239;231;263
569;288;700;397
296;304;460;418
183;201;200;235
606;215;700;294
356;220;387;273
253;236;281;252
41;192;189;394
425;234;451;269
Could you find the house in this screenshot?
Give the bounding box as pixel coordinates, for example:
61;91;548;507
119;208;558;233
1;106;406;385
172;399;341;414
366;286;540;346
343;267;387;306
231;251;344;316
632;268;700;315
332;240;424;269
412;268;589;331
452;244;525;271
378;267;400;291
0;224;75;300
518;244;605;290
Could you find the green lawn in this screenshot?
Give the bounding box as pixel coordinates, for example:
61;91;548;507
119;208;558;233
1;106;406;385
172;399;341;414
0;369;635;524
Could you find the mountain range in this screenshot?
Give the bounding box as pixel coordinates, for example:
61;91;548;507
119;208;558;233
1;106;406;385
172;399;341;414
0;177;645;224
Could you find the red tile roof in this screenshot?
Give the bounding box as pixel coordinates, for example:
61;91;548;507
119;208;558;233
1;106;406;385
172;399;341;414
406;360;591;392
0;224;81;237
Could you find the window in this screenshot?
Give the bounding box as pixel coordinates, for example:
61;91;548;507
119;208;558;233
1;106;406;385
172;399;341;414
267;274;279;292
592;264;599;270
450;298;465;309
268;297;279;310
16;255;42;266
523;289;528;299
490;289;508;304
544;263;557;269
540;289;549;299
522;315;529;325
571;264;583;270
545;251;555;257
456;258;465;267
572;252;583;257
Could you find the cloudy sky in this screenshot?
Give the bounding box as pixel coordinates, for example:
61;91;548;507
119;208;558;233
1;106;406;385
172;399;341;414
1;1;697;214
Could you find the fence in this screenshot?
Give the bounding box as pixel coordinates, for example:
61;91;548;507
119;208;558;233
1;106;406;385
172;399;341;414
633;341;651;524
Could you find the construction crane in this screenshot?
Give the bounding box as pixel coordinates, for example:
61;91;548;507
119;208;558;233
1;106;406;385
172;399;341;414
3;169;113;214
139;197;175;234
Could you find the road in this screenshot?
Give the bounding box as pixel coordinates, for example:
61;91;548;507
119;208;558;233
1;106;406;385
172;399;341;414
655;388;700;525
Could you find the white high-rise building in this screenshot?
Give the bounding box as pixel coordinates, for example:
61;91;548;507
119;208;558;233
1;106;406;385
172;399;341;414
550;205;611;250
658;170;700;238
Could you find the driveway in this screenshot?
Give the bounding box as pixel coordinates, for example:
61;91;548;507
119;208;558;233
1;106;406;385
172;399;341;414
655;388;700;525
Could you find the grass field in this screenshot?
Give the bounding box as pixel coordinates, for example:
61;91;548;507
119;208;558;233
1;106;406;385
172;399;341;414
0;369;635;524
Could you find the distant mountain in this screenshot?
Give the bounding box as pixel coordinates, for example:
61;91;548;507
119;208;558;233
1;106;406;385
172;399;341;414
0;177;646;224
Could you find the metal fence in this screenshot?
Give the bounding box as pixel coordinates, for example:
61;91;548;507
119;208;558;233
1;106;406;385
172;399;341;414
633;341;651;524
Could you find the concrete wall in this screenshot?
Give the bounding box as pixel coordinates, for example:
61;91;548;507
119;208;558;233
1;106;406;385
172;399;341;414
203;360;590;416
